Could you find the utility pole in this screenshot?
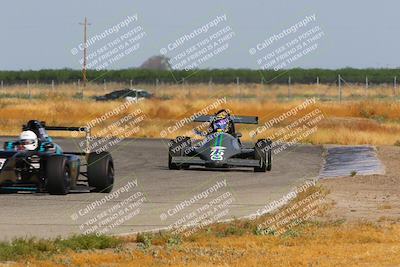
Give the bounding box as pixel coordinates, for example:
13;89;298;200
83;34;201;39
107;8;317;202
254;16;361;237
155;78;159;96
27;80;31;99
236;77;241;99
288;76;291;100
338;74;342;103
79;17;91;87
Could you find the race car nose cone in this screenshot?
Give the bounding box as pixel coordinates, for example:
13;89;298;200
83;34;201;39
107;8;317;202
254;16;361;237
197;133;239;161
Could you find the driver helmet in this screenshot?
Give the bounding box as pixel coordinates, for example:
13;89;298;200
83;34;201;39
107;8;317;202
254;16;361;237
19;130;38;151
213;112;230;132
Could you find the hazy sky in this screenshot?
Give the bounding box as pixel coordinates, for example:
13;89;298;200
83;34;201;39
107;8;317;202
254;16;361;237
1;0;398;70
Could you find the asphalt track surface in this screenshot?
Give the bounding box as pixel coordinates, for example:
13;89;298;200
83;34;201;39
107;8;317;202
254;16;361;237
0;138;323;240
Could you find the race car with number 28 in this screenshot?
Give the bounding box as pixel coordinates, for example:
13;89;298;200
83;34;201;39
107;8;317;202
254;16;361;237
0;120;114;195
168;109;272;172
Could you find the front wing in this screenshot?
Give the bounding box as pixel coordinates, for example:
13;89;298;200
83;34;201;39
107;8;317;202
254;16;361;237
171;156;260;167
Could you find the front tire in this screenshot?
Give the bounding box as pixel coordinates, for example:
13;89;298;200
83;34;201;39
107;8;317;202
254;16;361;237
266;139;272;171
45;155;70;195
254;139;272;172
87;152;114;193
168;136;191;170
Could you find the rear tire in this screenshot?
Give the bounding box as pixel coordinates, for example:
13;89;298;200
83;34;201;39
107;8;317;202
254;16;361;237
254;139;272;172
87;152;114;193
168;136;191;170
45;155;70;195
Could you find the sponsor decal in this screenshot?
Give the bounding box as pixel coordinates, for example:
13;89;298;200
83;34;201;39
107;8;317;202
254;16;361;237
0;159;6;169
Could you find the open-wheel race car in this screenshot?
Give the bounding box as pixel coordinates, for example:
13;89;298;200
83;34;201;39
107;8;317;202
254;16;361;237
0;120;114;195
168;109;272;172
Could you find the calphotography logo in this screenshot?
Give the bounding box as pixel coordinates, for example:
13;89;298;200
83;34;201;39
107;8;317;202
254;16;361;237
210;146;226;161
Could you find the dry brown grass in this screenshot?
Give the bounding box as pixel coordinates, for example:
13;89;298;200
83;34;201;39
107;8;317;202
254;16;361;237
1;82;398;100
16;224;400;267
378;203;393;210
12;183;400;267
0;82;126;97
1;83;400;145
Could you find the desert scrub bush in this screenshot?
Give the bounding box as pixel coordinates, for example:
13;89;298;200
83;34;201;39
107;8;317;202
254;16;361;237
136;233;153;249
0;234;121;261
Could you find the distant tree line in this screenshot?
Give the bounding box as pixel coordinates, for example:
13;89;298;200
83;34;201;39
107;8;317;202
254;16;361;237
0;68;399;85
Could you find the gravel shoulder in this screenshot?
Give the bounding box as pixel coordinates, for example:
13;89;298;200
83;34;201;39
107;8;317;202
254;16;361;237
320;145;400;222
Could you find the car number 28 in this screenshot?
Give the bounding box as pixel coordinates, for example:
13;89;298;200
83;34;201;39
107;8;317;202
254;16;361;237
210;146;226;161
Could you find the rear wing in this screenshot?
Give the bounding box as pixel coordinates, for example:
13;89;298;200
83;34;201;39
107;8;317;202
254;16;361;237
44;125;91;154
193;115;258;124
22;121;90;134
44;126;89;132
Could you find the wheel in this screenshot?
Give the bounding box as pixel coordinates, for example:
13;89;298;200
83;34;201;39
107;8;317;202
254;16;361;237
45;155;70;195
168;139;180;170
168;136;191;170
254;139;272;172
265;139;272;171
180;136;191;170
87;151;114;193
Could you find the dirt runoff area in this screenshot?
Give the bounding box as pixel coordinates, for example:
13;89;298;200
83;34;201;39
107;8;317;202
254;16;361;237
320;145;400;222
